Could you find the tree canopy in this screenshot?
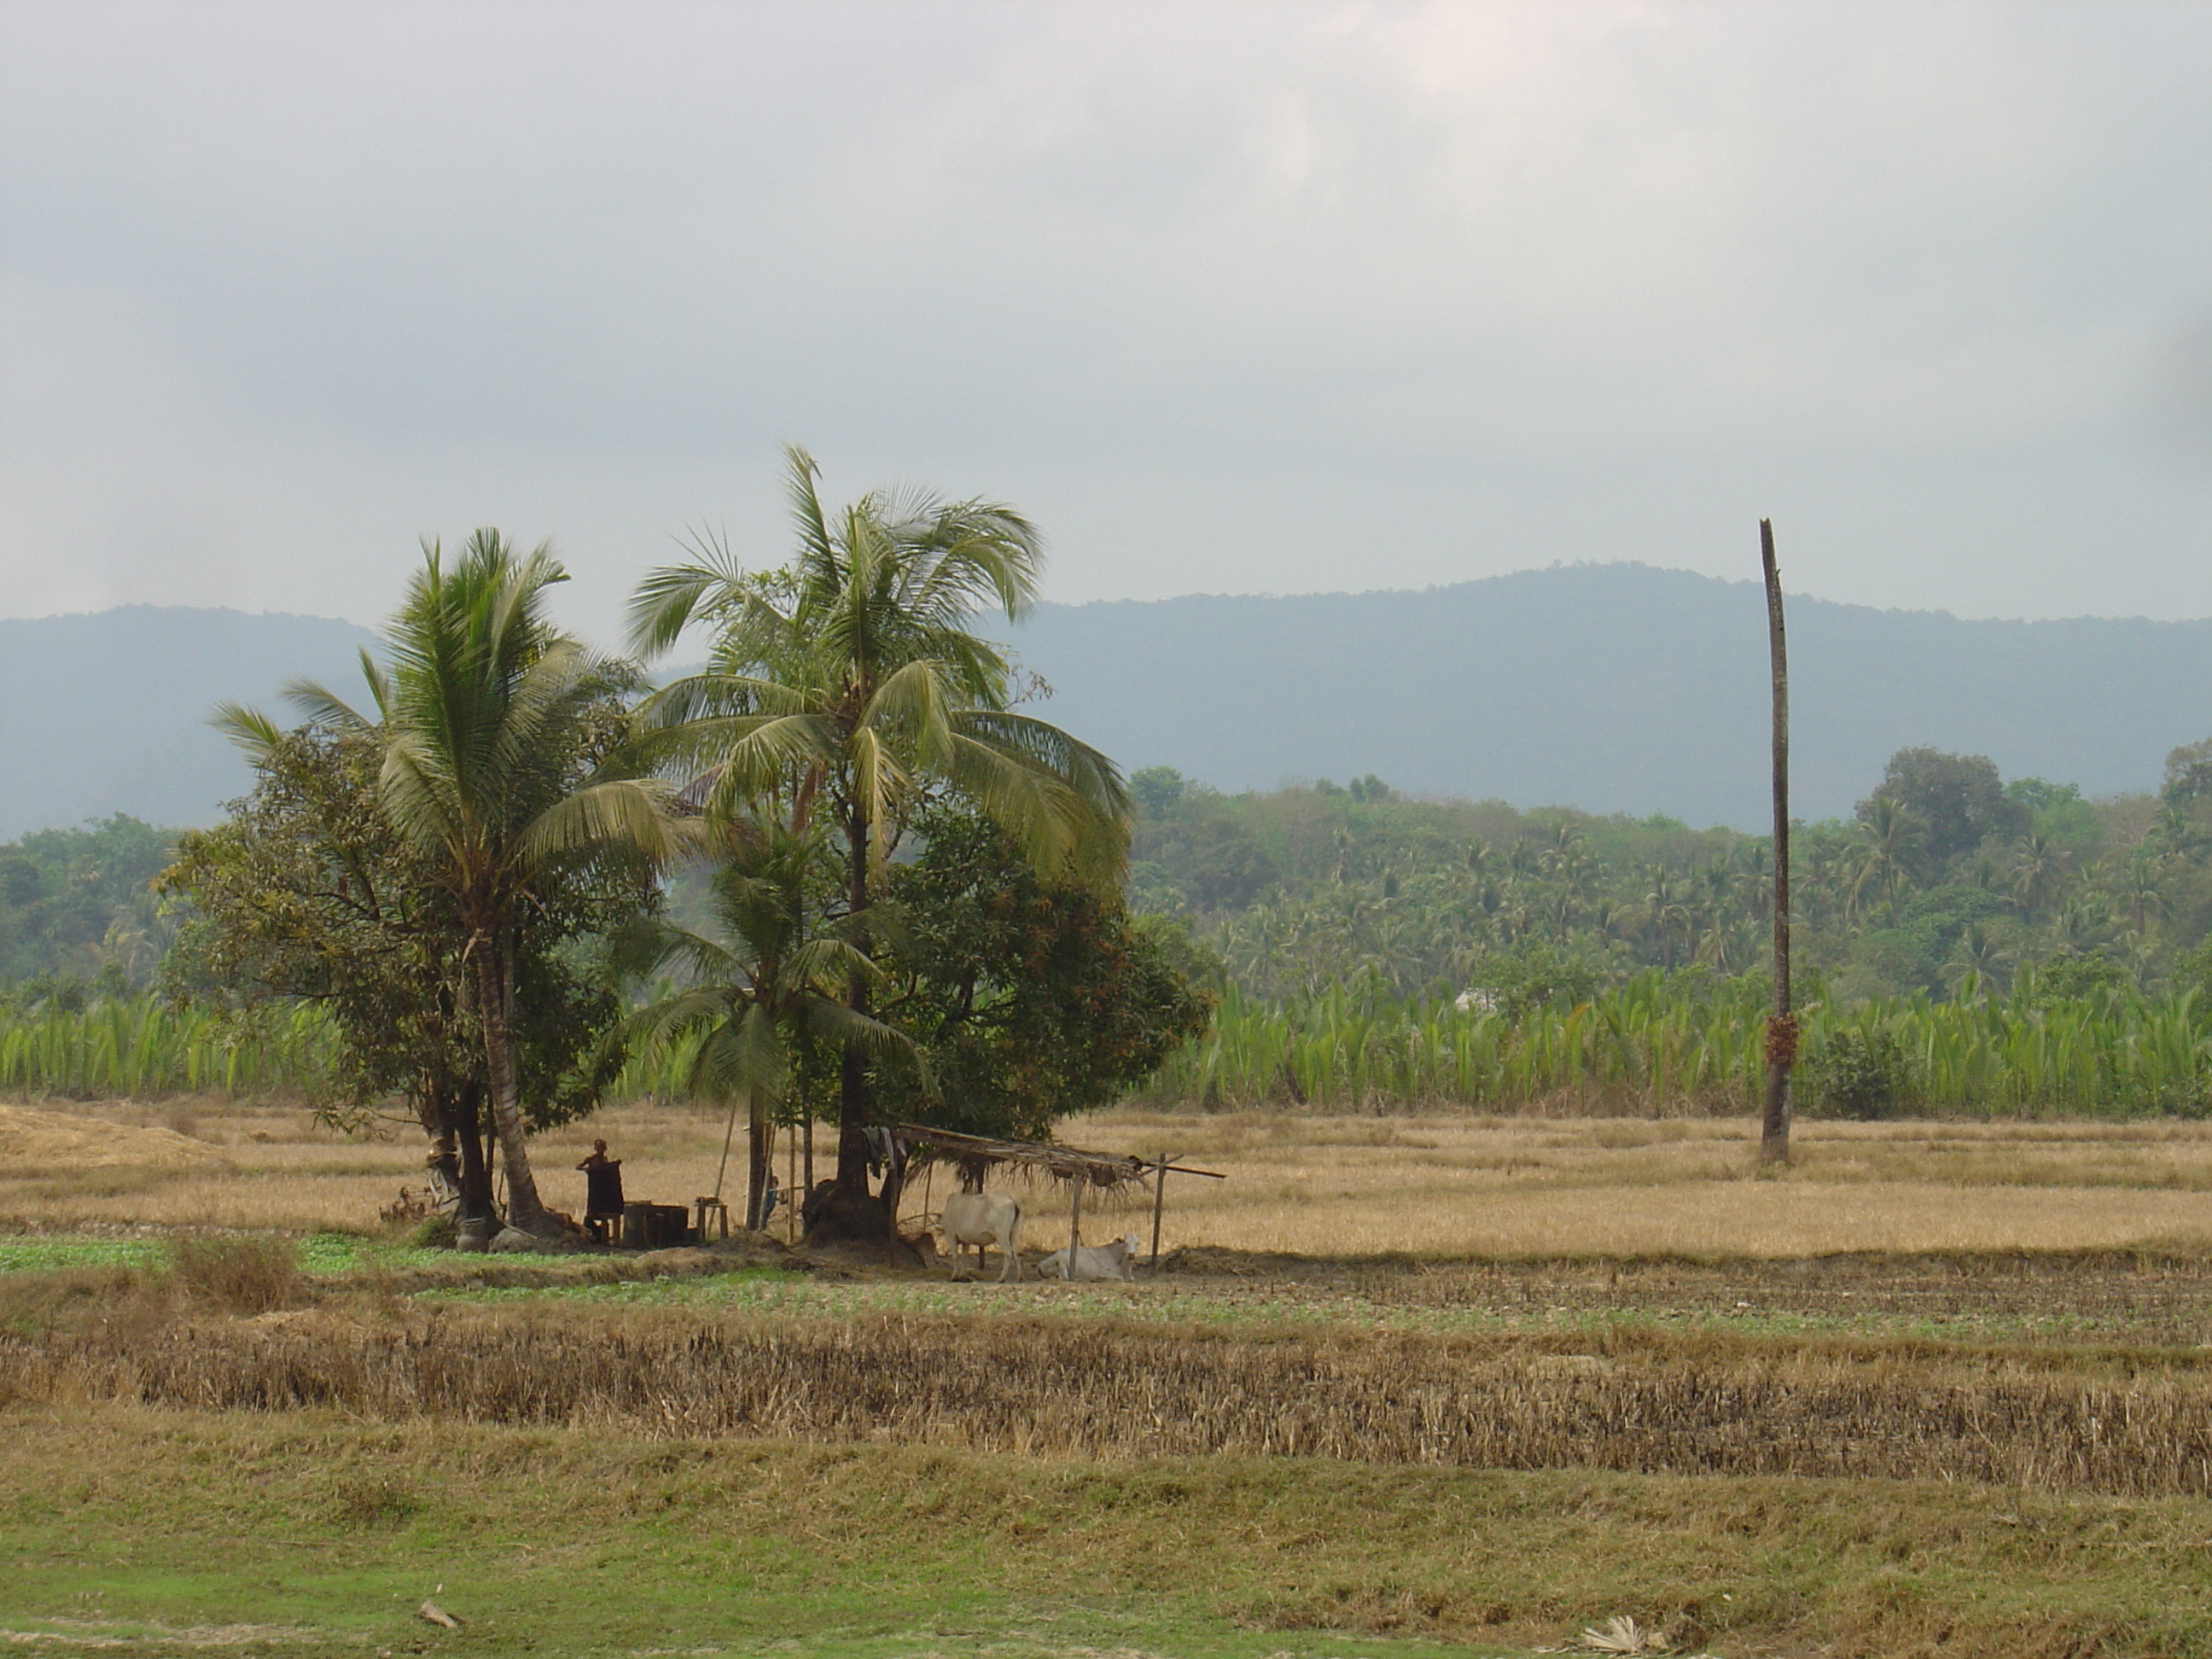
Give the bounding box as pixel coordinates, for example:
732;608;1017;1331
629;448;1138;1240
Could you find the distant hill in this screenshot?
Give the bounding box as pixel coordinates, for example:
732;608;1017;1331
0;606;378;841
6;568;2212;839
1008;565;2212;830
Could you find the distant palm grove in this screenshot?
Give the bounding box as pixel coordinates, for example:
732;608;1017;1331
10;486;2212;1131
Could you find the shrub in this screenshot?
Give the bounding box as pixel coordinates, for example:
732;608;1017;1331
1804;1027;1916;1121
171;1235;304;1314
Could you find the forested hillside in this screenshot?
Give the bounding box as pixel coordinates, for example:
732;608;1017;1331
1012;564;2212;828
10;569;2212;838
0;606;378;839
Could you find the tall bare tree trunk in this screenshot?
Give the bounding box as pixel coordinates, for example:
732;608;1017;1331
1760;519;1796;1164
473;928;550;1232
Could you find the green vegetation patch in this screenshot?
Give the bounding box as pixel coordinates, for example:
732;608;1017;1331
0;1235;163;1274
3;1406;2209;1659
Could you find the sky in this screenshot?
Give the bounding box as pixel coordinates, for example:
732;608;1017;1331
4;0;2212;639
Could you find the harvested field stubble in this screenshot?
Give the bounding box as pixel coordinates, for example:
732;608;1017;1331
15;1304;2212;1498
19;1103;2212;1260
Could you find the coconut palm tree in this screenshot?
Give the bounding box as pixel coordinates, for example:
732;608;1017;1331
278;531;685;1236
2011;833;2065;920
1854;797;1925;922
622;818;911;1229
629;448;1128;1237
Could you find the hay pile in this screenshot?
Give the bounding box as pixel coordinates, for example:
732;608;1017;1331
0;1105;224;1172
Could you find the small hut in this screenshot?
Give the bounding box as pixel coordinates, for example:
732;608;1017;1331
882;1122;1223;1270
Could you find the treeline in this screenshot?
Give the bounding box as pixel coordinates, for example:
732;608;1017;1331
1131;746;2212;1008
0;816;175;995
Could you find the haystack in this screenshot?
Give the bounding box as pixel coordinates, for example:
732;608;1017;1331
0;1105;226;1172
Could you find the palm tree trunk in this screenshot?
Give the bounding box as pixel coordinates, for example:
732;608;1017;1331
1759;519;1795;1164
473;928;550;1233
745;1101;771;1231
835;810;876;1196
809;808;899;1249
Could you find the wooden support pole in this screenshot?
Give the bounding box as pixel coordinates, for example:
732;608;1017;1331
1760;518;1796;1164
1067;1174;1083;1277
1149;1154;1175;1270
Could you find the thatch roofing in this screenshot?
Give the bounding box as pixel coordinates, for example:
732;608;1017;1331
884;1122;1221;1191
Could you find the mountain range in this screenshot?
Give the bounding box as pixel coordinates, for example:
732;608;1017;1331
4;565;2209;840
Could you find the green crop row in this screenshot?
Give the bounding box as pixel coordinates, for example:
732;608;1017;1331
1149;972;2212;1118
12;978;2212;1120
0;998;335;1097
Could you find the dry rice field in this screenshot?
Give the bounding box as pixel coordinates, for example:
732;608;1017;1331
17;1097;2212;1656
14;1095;2212;1260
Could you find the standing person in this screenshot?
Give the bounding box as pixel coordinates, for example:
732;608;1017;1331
578;1139;624;1244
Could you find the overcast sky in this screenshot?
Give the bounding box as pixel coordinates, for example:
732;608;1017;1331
4;1;2211;637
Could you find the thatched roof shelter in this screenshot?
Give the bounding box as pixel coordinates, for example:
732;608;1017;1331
882;1121;1224;1271
886;1122;1156;1193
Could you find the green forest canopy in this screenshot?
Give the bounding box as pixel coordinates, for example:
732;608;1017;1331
12;733;2212;1019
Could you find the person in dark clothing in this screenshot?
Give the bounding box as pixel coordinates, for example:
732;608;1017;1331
578;1139;624;1244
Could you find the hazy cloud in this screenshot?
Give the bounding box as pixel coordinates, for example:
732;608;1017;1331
3;0;2210;634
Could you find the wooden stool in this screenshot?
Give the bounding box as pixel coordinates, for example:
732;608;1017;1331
693;1196;731;1243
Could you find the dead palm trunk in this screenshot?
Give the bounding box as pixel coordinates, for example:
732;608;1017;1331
1759;519;1796;1163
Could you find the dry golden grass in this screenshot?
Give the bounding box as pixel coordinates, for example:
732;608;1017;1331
1074;1110;2212;1259
15;1297;2212;1497
15;1094;2212;1260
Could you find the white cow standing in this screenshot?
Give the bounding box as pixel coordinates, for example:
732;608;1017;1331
1036;1232;1143;1282
939;1190;1024;1283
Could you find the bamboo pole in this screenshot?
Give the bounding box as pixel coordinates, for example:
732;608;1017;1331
1760;518;1796;1163
1149;1155;1175;1270
712;1094;740;1208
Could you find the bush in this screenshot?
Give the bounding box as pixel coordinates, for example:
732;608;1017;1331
171;1235;304;1314
1805;1027;1916;1121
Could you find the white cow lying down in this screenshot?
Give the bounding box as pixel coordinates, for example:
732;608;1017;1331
939;1190;1022;1282
1035;1232;1143;1282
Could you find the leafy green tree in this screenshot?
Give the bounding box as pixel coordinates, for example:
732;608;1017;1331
1860;748;2027;864
869;808;1214;1142
0;816;178;986
161;722;650;1223
2163;737;2212;806
263;531;683;1237
1455;940;1603;1021
1128;765;1190;817
629;448;1129;1241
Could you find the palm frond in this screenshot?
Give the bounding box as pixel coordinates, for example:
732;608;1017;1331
208;702;287;760
511;778;691;876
